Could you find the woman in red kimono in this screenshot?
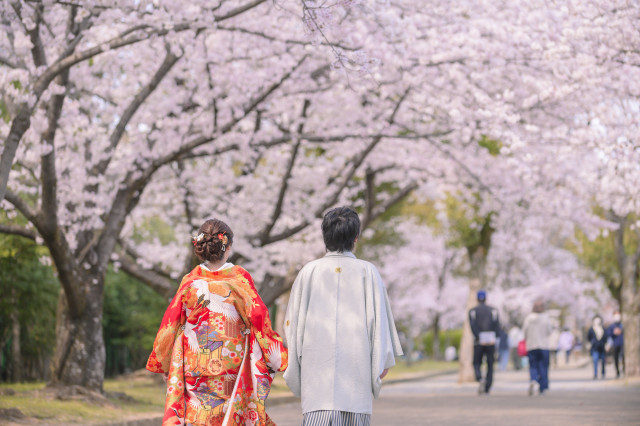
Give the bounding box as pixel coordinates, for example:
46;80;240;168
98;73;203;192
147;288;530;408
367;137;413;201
147;219;288;426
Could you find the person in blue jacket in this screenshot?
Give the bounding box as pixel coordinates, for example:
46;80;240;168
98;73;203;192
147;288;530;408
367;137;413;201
607;311;624;378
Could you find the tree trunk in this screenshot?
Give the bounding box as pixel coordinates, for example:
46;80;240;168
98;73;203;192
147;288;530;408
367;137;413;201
458;276;481;383
10;292;21;382
50;279;106;392
610;212;640;377
620;255;640;376
405;328;415;366
432;314;441;361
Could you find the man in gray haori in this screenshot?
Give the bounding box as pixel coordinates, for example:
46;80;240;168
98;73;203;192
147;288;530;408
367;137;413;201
284;206;403;426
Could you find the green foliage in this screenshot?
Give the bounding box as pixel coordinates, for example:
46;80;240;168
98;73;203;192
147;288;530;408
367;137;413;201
421;329;463;357
478;135;502;156
391;193;494;255
568;212;639;303
0;99;10;123
131;216;176;245
439;193;494;255
103;269;168;376
0;235;59;382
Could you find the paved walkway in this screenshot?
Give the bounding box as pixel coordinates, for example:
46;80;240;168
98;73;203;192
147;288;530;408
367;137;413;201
267;364;640;425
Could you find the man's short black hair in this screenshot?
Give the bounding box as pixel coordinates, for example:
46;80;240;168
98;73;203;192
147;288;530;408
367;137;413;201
321;206;360;252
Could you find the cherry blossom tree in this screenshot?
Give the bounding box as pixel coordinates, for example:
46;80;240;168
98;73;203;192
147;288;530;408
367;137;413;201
2;0;639;392
377;220;468;360
0;0;434;391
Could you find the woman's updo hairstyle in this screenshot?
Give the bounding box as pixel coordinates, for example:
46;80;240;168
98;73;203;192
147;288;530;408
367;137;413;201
193;219;234;263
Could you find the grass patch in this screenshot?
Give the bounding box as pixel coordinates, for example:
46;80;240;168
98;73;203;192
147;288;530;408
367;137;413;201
0;374;164;424
269;357;456;395
385;358;456;379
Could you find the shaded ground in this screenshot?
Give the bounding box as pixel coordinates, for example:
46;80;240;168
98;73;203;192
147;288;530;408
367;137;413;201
268;363;640;426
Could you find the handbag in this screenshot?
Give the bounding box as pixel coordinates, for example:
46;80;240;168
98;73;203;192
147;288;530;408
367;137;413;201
517;339;527;357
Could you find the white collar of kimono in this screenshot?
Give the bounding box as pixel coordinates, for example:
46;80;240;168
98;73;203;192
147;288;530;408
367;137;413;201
324;251;356;258
200;262;234;272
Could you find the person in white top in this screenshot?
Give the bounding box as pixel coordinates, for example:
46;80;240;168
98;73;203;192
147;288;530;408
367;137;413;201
523;300;552;395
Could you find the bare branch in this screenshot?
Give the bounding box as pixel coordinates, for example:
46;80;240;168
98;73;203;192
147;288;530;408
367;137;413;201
116;252;176;298
0;56;20;69
172;163;200;276
362;181;418;231
4;190;38;224
215;0;268;22
0;224;37;241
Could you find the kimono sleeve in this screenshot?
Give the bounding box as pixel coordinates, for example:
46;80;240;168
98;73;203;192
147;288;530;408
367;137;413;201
242;271;289;373
369;265;403;398
146;278;189;374
282;269;306;397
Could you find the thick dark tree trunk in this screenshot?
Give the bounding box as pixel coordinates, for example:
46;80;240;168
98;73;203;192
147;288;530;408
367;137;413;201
50;278;105;392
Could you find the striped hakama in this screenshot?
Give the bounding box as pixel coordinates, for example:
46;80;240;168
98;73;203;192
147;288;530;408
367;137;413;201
303;410;371;426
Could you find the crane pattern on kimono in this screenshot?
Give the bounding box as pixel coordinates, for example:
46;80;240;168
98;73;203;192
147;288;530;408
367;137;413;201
192;280;241;322
186;378;226;411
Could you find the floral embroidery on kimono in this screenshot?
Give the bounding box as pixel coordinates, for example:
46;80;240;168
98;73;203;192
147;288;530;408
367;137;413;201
147;265;288;426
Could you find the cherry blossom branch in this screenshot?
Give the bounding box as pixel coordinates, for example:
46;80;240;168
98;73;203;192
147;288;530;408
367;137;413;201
0;0;269;203
143;55;308;174
11;1;48;67
258;99;311;244
263;88;411;245
40;5;82;238
93;56;308;272
217;25;360;51
423;136;493;195
95;47;182;176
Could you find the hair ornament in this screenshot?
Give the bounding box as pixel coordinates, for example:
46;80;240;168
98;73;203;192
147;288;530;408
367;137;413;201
218;233;228;245
192;232;205;246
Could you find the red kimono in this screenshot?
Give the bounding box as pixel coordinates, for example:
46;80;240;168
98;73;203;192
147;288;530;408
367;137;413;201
146;265;288;426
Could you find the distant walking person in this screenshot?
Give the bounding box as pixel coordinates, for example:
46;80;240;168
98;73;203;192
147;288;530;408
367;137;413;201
469;290;500;395
284;206;403;426
588;315;607;379
607;311;625;378
508;325;523;370
557;328;575;365
523;300;552;396
497;327;510;372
